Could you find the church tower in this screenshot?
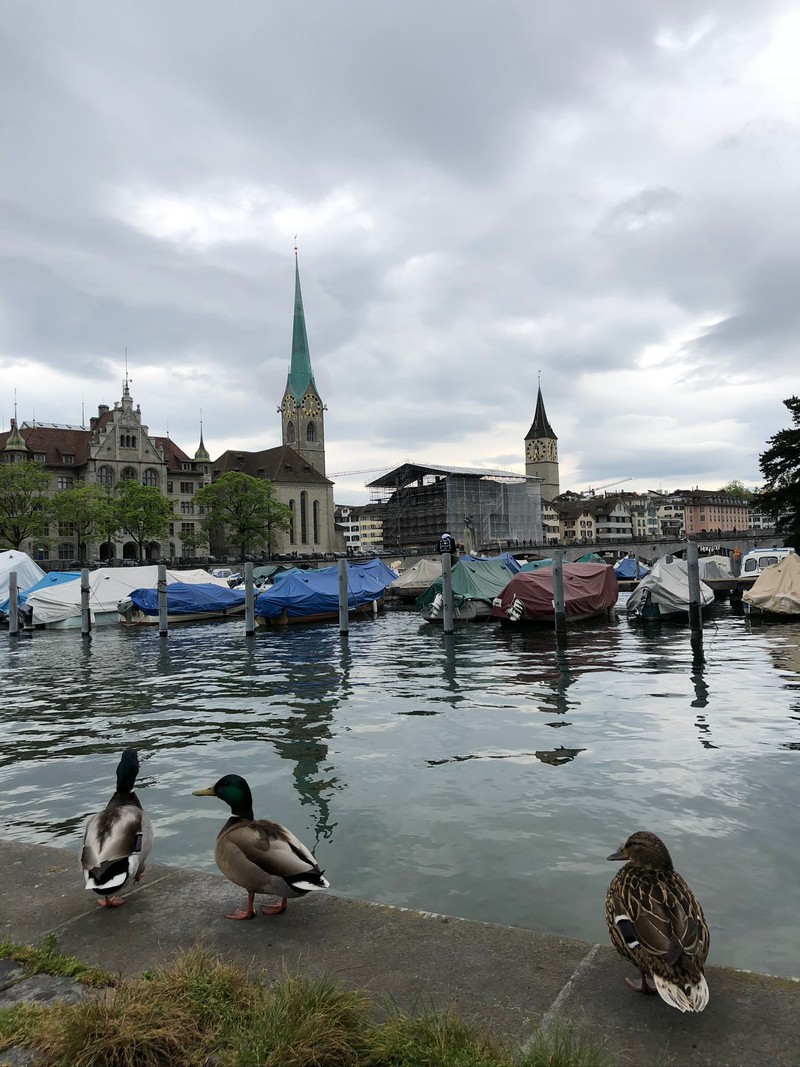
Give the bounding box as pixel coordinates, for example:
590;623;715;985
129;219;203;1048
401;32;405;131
524;384;560;501
279;251;326;475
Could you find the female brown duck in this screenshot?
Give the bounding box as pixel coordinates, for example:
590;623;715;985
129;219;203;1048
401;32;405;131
606;830;710;1012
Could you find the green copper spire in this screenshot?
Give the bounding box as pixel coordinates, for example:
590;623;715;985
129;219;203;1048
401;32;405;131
287;253;315;401
194;414;210;462
4;418;27;452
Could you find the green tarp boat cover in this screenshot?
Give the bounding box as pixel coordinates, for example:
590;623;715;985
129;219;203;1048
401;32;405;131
416;557;516;611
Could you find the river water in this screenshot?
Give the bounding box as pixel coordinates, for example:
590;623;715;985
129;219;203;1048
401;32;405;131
1;599;798;977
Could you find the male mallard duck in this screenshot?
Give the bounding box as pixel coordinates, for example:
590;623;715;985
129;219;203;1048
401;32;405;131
80;748;153;908
606;830;710;1013
192;774;330;920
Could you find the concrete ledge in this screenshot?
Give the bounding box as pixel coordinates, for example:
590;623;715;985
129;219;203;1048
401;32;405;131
1;840;797;1066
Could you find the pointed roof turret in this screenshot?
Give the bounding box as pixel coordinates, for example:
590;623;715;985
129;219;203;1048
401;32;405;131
525;385;557;440
4;417;28;453
286;251;316;401
194;416;210;462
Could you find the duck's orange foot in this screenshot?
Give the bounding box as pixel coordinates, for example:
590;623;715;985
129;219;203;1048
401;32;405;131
134;870;145;883
225;908;256;920
625;974;656;995
98;896;126;907
260;897;287;916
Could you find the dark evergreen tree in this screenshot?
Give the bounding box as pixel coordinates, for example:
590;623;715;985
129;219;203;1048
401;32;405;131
758;396;800;548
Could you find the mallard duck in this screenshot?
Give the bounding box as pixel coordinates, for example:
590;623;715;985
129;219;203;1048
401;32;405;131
80;748;153;908
192;774;330;920
606;830;710;1013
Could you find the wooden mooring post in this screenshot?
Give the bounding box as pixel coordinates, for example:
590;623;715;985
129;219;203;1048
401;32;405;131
338;558;349;636
244;562;255;636
80;568;91;637
157;563;168;636
7;571;18;637
686;541;705;665
552;549;567;637
441;552;454;635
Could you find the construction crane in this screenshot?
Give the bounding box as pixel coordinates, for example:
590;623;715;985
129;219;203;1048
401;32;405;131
582;477;633;497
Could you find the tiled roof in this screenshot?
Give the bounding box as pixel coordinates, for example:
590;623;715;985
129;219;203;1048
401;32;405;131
212;445;332;485
0;424;92;466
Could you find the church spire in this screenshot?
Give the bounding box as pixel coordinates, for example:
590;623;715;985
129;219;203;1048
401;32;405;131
287;245;315;401
526;384;556;440
194;411;210;462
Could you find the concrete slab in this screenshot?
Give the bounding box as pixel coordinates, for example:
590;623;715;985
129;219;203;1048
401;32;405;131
1;840;797;1066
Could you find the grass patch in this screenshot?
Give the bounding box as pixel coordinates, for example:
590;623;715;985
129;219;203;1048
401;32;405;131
0;944;608;1067
0;933;114;987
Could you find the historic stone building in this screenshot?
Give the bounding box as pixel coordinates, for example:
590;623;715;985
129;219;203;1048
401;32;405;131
524;385;560;502
0;380;209;562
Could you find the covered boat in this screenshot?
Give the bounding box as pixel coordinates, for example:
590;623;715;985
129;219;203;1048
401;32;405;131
119;582;247;624
255;558;398;625
417;556;517;622
0;550;46;609
743;551;800;619
387;558;442;602
625;557;714;619
24;565;233;628
491;562;618;625
1;569;79;616
613;556;650;580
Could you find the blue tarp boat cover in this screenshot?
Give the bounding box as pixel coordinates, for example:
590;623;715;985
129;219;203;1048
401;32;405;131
614;556;650;579
0;570;80;613
459;553;521;573
128;582;246;616
255;558;398;620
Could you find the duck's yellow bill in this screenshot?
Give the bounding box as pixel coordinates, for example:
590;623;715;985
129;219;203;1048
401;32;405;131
192;787;216;796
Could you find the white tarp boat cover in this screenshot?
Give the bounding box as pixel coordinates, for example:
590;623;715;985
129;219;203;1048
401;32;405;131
743;551;800;615
26;565;230;625
625;557;714;615
389;558;442;591
698;555;732;579
0;550;46;603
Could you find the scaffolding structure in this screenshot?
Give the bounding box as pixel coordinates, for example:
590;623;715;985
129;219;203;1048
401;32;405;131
367;462;543;550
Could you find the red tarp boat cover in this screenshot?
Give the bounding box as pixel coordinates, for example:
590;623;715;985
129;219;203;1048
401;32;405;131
491;562;618;622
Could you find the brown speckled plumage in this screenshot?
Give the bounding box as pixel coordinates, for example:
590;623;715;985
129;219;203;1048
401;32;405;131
605;830;710;1012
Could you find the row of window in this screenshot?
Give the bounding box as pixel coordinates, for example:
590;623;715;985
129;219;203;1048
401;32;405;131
97;466;158;487
287;493;321;545
285;422;318;444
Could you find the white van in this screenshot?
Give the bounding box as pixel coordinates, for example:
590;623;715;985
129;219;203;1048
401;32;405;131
740;547;795;575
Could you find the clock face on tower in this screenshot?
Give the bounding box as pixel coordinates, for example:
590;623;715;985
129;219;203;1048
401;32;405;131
301;395;322;417
281;395;296;417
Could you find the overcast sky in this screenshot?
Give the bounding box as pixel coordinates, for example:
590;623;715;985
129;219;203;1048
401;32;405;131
2;2;798;504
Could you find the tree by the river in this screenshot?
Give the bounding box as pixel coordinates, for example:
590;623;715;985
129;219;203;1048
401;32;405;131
115;479;175;562
758;396;800;548
195;472;291;560
719;479;754;502
0;461;52;549
51;481;119;564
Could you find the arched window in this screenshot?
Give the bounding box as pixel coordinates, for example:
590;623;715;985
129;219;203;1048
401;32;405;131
142;468;158;487
121;467;137;481
97;466;114;487
288;500;295;544
287;421;296;444
313;500;320;544
131;435;137;449
306;422;316;442
300;491;308;544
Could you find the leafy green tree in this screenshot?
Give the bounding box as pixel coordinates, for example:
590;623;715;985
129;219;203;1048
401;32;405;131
0;460;52;549
52;481;119;564
719;479;754;502
195;472;291;560
179;527;209;559
759;396;800;548
115;479;175;562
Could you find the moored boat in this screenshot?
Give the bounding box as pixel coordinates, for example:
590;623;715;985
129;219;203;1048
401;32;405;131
742;550;800;619
491;562;618;625
625;557;714;620
417;556;518;623
254;558;398;625
118;582;247;624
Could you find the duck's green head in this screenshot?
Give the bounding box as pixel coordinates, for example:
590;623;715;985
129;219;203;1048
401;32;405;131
607;830;674;871
116;749;140;793
193;774;254;819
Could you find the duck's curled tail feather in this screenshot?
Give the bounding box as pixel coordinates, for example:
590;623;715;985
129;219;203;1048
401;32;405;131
653;973;709;1013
